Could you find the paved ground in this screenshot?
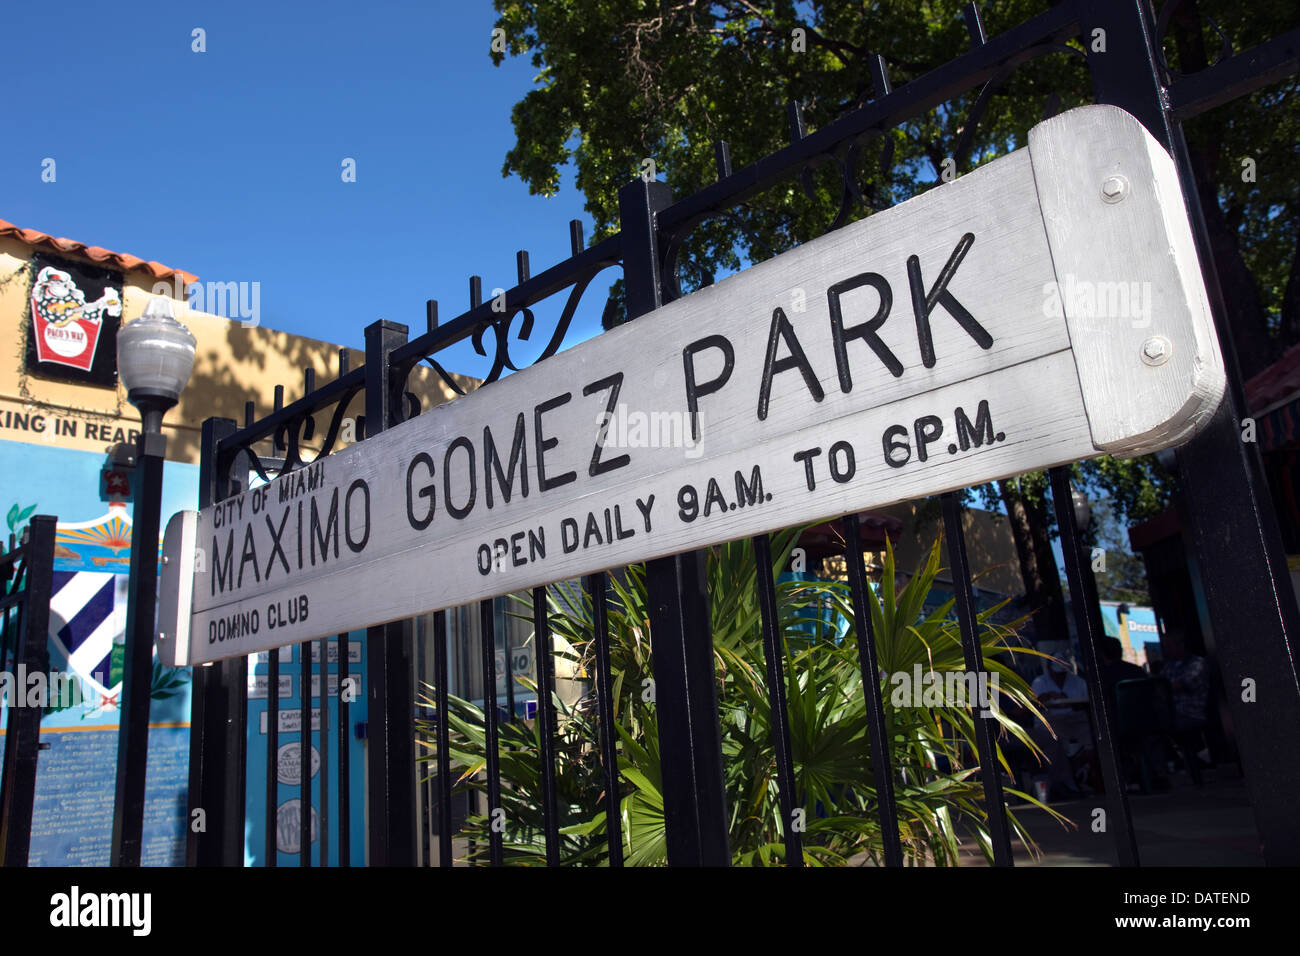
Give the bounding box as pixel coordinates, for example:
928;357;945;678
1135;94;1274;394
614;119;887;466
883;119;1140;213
960;763;1264;866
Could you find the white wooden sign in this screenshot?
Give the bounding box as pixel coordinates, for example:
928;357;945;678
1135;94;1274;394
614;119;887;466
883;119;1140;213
158;105;1223;666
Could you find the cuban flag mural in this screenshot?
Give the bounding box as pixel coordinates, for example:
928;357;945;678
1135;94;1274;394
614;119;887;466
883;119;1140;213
47;569;127;714
46;506;133;715
1;445;197;865
40;505;190;718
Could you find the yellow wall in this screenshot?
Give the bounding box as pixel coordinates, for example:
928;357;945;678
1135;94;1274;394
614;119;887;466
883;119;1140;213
879;500;1027;597
1;236;474;467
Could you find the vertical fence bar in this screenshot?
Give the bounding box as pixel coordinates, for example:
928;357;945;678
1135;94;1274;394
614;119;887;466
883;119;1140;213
363;319;417;866
319;635;330;866
619;176;730;866
0;515;55;866
751;535;803;866
433;611;453;867
0;555;12;858
0;553;10;839
478;599;504;866
300;639;311;866
941;491;1014;866
337;632;350;866
188;417;248;867
584;572;624;865
111;420;167;868
1048;466;1140;866
843;513;904;867
533;586;562;866
1082;0;1300;864
266;646;279;866
503;615;515;723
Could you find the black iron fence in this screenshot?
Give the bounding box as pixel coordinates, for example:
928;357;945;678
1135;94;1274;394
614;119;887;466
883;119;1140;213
0;515;56;866
182;0;1300;866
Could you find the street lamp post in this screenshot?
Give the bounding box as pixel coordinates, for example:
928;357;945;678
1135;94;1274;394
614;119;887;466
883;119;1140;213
111;298;196;868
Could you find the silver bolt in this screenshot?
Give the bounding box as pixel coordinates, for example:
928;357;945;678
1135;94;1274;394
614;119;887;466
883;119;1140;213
1141;336;1171;366
1101;175;1129;203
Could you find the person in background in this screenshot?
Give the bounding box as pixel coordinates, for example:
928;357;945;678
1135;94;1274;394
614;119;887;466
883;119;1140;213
1100;636;1146;710
1161;633;1210;783
1030;657;1093;800
1101;635;1166;792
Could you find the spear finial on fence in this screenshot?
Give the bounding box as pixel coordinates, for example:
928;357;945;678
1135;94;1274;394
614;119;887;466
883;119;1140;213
713;140;732;179
786;100;807;142
964;2;986;46
869;54;892;97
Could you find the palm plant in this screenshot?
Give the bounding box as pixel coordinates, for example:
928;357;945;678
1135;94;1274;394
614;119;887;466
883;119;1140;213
416;529;1066;865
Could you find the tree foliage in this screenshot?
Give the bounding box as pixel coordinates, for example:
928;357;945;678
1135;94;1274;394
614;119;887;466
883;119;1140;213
417;535;1060;865
489;0;1298;622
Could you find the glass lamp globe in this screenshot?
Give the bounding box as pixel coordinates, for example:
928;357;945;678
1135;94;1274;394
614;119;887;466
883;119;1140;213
117;297;197;408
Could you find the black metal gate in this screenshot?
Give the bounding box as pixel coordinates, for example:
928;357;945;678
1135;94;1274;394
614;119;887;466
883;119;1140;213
0;516;56;866
185;0;1300;866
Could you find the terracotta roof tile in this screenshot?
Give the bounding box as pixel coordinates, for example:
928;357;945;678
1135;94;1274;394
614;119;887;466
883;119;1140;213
0;217;198;286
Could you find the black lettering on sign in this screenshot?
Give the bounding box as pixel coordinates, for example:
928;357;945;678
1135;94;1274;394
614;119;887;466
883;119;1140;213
827;272;901;385
444;437;477;520
635;495;655;533
955;400;999;451
913;415;944;463
828;441;856;483
734;465;764;508
238;524;261;588
265;509;291;578
406;453;436;530
561;517;579;553
703;478;728;516
310;489;339;565
758;307;824;421
528;526;546;561
345;479;370;553
583;373;631;478
906;232;992;368
534;393;576;492
682;335;734;443
793;447;821;491
484;414;529;507
883;425;910;468
213;529;235;595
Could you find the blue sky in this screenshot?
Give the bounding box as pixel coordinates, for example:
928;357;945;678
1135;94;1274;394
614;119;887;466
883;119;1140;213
2;0;602;379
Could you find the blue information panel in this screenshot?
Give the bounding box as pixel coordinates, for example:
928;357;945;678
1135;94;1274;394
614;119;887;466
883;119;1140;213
243;637;368;866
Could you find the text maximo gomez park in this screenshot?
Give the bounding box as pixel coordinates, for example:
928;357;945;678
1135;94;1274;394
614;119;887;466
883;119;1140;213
159;106;1223;666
